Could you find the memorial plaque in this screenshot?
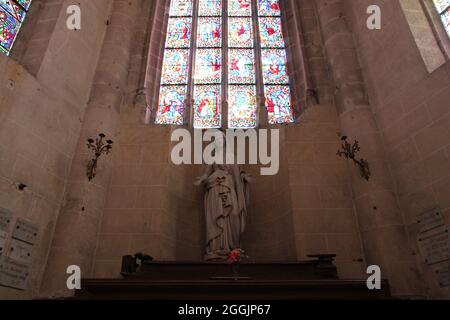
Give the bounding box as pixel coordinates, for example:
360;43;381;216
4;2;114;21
436;265;450;287
0;208;12;232
8;239;33;265
12;219;38;245
0;230;8;256
417;208;444;234
418;226;450;265
0;256;29;290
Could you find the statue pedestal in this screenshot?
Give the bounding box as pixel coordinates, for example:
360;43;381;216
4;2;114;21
75;255;392;300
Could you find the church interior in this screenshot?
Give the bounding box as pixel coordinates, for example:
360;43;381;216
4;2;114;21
0;0;449;301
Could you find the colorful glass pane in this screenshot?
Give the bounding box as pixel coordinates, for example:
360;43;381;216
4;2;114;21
166;17;191;48
228;85;257;128
258;0;281;16
194;48;222;84
228;49;255;84
228;0;252;17
194;85;222;128
0;0;31;56
261;49;289;84
259;17;284;48
197;17;221;47
15;0;31;10
199;0;222;16
161;49;190;84
265;86;294;125
433;0;449;13
228;17;253;48
156;86;187;125
441;7;450;36
0;6;21;55
169;0;193;17
0;0;25;21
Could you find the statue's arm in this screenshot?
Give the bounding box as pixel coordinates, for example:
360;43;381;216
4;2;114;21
194;165;213;186
241;171;253;184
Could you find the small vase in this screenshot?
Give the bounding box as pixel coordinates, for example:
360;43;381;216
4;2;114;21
231;262;240;279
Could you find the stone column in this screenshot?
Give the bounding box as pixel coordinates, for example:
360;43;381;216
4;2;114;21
40;0;142;297
315;0;421;295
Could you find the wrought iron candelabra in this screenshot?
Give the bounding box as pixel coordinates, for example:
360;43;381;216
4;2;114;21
86;133;113;182
337;136;371;181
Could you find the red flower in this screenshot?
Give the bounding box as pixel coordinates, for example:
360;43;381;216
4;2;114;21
228;249;244;264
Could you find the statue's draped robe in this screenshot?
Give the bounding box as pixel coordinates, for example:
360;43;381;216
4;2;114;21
202;165;249;259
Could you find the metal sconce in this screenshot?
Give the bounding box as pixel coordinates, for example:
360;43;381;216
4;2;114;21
86;133;113;182
337;136;371;181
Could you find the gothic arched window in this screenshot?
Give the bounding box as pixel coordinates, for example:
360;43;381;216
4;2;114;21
433;0;450;36
0;0;32;56
156;0;294;129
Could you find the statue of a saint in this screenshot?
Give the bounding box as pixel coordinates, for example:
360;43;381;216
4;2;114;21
195;164;251;261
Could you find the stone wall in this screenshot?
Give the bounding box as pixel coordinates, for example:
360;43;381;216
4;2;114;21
0;0;111;298
346;0;450;298
92;0;179;278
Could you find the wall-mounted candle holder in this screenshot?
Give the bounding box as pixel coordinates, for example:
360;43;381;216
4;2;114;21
337;136;371;181
86;133;113;182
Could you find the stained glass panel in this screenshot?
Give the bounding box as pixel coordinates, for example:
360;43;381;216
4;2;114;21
441;7;450;36
433;0;449;13
261;49;289;84
228;85;257;128
265;86;294;125
228;49;255;84
0;0;25;21
228;17;253;48
199;0;222;16
156;86;187;125
15;0;31;10
194;48;222;84
0;6;21;55
258;0;281;16
197;17;221;47
228;0;252;17
157;0;295;127
169;0;193;17
0;0;31;56
166;17;192;48
161;49;190;84
194;85;222;128
259;17;285;48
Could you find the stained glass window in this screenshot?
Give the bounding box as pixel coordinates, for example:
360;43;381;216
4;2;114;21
228;17;254;48
194;85;222;128
156;0;193;125
157;0;294;127
433;0;450;37
0;0;32;56
258;0;293;124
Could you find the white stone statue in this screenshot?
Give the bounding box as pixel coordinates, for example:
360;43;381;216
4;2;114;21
195;163;251;261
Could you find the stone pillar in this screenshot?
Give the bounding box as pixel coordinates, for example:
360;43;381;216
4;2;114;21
40;0;141;297
315;0;422;295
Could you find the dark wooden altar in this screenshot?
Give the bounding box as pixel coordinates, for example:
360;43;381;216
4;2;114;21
75;255;391;300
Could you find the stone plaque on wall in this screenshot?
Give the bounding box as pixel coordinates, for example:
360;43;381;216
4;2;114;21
417;208;449;265
0;231;7;256
436;265;450;287
12;219;38;245
0;256;29;291
417;208;445;233
8;239;33;265
0;208;12;231
418;226;450;265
